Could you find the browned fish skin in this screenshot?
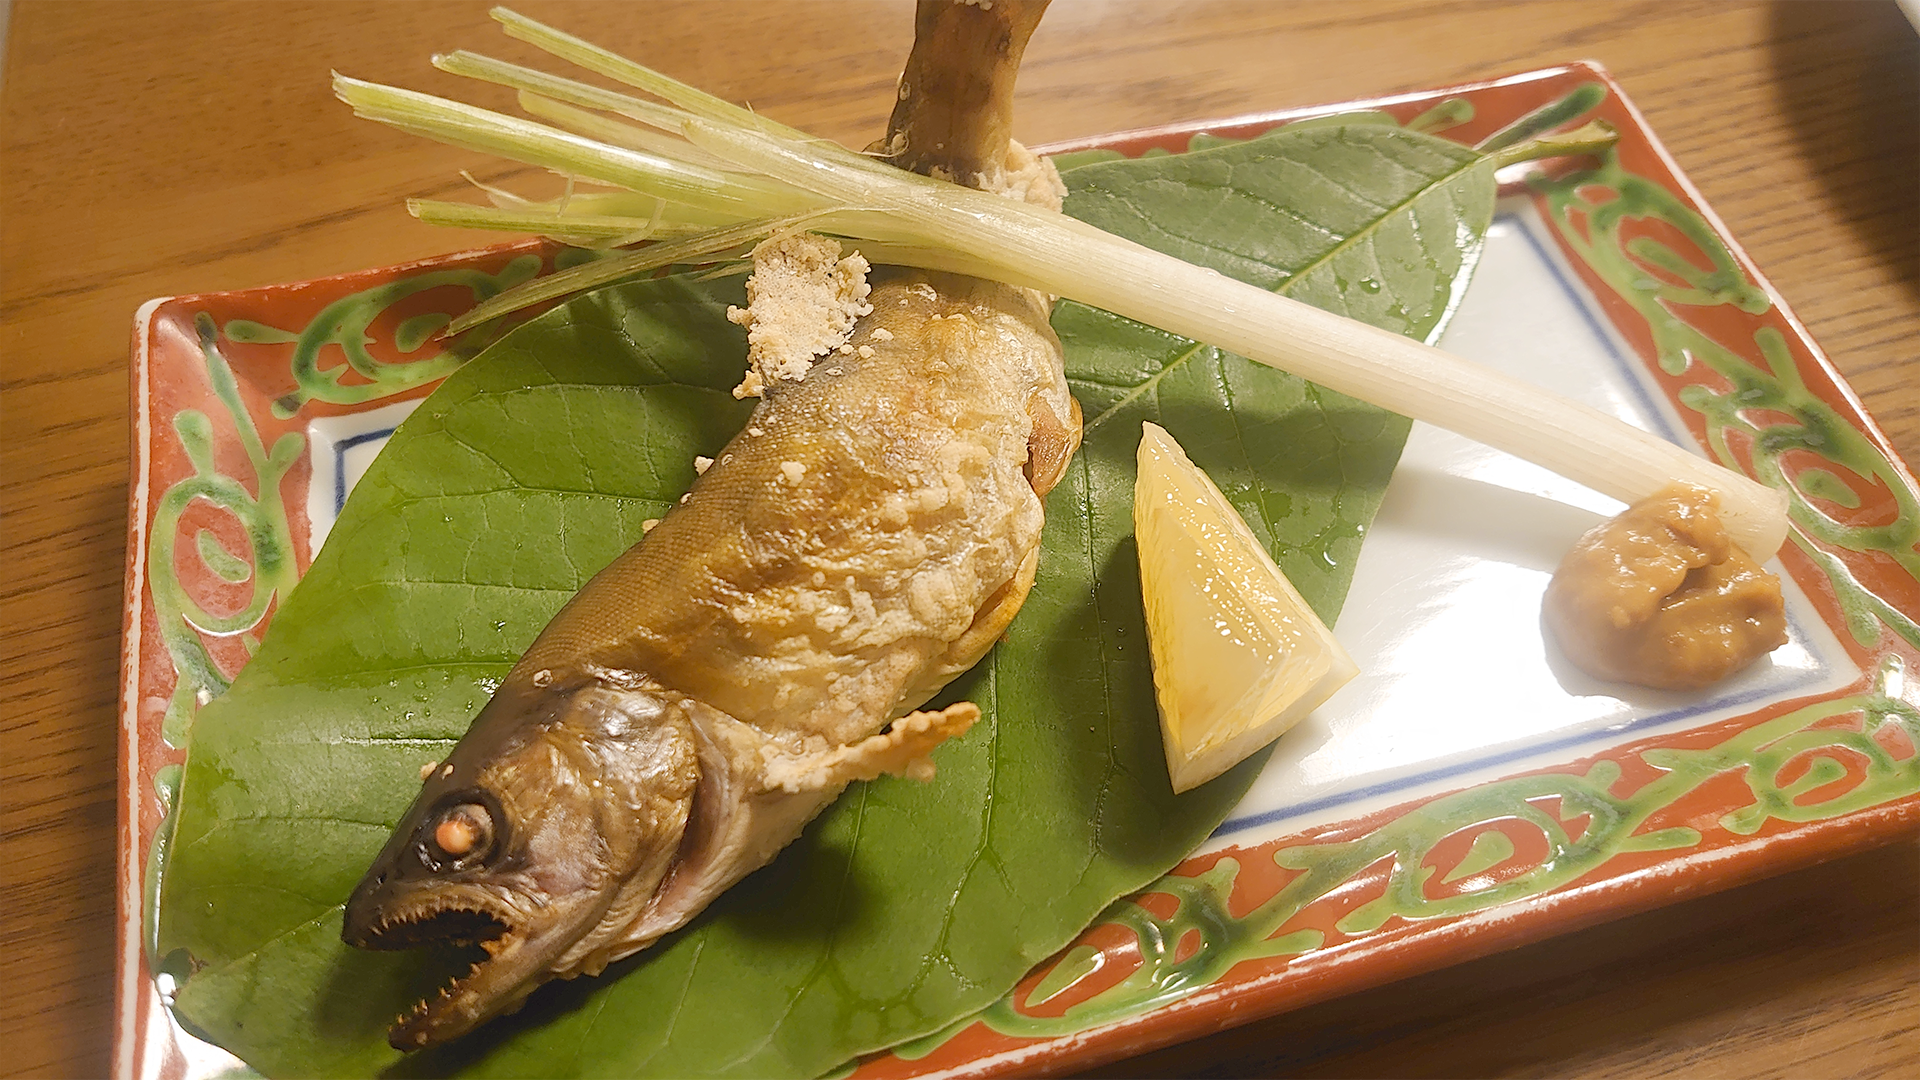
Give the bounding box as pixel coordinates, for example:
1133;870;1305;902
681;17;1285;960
344;0;1076;1050
516;265;1070;744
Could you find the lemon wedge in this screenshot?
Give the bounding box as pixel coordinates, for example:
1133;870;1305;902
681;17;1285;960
1134;423;1358;793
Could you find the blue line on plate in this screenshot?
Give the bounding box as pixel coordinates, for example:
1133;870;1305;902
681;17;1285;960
1213;641;1824;840
334;427;399;516
1509;208;1679;444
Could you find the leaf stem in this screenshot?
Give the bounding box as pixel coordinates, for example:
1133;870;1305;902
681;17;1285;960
1476;81;1608;153
1491;120;1620;169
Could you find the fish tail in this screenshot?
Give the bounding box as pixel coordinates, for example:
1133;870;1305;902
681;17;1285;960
874;0;1051;186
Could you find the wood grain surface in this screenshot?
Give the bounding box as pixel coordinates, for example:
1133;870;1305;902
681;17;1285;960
3;2;1915;1078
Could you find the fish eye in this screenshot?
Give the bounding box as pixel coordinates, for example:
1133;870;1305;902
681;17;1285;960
418;800;496;871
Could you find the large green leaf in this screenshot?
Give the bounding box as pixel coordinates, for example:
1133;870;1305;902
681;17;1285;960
1054;121;1487;613
156;120;1493;1078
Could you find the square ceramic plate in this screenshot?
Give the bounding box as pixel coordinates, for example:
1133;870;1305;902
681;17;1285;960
117;63;1920;1080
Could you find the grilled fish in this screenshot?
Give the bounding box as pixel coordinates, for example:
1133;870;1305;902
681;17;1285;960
342;0;1076;1050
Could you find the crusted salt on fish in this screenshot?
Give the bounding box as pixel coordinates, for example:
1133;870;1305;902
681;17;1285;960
993;139;1067;211
726;232;874;398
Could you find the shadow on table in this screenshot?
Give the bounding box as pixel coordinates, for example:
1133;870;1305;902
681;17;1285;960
1766;0;1920;301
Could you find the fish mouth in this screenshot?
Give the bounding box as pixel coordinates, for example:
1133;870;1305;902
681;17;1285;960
348;898;514;952
344;888;571;1051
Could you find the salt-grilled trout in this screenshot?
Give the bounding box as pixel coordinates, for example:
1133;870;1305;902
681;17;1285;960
342;0;1076;1050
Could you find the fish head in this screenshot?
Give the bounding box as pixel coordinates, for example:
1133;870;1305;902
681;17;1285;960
342;675;700;1050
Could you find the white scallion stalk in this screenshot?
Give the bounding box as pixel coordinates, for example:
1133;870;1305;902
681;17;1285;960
432;51;742;174
486;6;911;183
682;119;1790;559
334;8;1790;560
433;50;696;136
332;76;822;220
444;207;995;335
514;92;738;173
408;199;694;241
459;184;744;232
445;214;811;334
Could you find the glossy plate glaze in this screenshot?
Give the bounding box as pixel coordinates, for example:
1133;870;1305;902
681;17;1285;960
116;64;1920;1080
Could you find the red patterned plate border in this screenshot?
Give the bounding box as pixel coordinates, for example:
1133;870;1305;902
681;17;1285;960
116;63;1920;1080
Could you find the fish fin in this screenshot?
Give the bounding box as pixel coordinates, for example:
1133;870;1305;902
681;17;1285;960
759;702;979;793
873;0;1050;185
1025;390;1082;496
898;546;1040;710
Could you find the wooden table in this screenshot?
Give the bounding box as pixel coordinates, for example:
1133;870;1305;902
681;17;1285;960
4;2;1916;1077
